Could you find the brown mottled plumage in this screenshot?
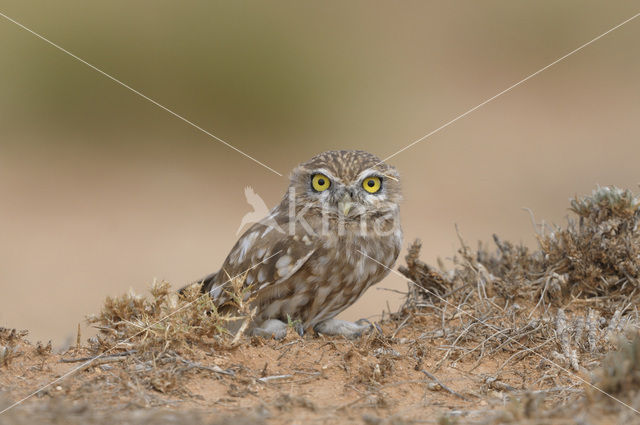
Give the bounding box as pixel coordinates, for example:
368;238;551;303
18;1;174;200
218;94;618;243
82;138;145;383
199;150;402;338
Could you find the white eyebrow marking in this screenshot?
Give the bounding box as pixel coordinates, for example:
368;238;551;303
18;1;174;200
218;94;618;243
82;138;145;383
311;168;342;184
356;168;398;183
355;169;376;182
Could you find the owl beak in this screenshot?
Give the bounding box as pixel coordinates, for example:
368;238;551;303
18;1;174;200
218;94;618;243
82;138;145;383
339;193;353;216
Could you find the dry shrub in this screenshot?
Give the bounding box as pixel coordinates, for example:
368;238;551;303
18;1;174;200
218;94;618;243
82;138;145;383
0;328;29;366
74;279;252;402
87;280;235;356
398;186;640;375
545;187;640;299
399;240;451;303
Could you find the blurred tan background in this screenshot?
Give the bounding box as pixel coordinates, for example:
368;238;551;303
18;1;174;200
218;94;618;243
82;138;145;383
1;1;639;347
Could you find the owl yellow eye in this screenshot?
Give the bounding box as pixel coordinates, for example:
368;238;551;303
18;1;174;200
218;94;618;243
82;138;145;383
311;173;331;192
362;176;381;193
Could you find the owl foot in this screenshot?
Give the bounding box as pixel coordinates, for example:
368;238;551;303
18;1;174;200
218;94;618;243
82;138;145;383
252;319;288;340
313;318;372;339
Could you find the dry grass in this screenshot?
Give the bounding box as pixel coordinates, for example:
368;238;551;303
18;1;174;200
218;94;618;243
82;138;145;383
393;186;640;424
59;279;261;403
0;328;30;367
86;281;231;355
398;186;640;381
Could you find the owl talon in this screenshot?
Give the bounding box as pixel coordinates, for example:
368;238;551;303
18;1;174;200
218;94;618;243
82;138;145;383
355;318;372;327
252;319;288;340
354;318;383;335
313;318;373;339
355;318;384;336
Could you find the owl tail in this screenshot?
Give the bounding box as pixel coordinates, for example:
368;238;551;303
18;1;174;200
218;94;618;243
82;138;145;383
178;271;218;295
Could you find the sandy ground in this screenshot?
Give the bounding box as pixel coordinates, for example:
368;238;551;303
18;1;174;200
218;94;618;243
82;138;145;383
0;318;589;425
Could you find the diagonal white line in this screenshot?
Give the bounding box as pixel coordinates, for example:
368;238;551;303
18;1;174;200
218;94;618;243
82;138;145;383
0;11;283;177
357;249;640;416
380;11;640;164
0;250;282;416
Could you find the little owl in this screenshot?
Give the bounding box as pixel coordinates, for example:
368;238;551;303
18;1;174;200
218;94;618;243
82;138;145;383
194;150;402;338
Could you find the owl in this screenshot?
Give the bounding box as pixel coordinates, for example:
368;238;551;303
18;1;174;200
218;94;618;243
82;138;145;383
195;150;402;339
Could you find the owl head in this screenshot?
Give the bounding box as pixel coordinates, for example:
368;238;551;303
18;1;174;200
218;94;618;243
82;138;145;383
288;150;401;221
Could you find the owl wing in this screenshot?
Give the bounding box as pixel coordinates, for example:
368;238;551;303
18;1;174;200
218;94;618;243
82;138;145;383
206;221;318;307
